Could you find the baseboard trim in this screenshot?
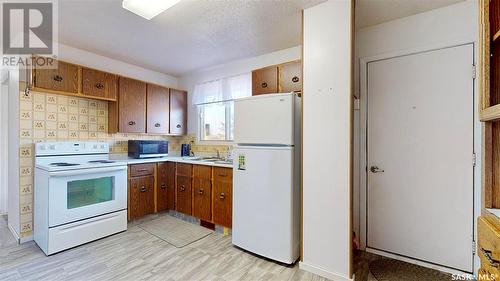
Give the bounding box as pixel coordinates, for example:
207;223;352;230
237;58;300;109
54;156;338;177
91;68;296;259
8;223;20;243
299;261;353;281
20;234;33;243
366;247;473;278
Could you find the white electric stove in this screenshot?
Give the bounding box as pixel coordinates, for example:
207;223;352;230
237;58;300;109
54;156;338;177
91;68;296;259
34;142;128;255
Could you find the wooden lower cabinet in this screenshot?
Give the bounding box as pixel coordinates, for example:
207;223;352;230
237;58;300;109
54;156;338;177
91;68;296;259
157;162;176;212
128;161;232;228
212;167;233;228
193;165;212;221
176;175;193;215
478;215;500;281
128;176;155;220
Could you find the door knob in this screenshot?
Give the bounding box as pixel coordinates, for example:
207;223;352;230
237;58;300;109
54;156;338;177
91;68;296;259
370;166;384;173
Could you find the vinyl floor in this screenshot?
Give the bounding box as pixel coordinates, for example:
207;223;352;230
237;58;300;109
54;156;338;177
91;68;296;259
0;214;330;281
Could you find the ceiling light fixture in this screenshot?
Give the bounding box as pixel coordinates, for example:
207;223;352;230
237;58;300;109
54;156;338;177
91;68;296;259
122;0;181;20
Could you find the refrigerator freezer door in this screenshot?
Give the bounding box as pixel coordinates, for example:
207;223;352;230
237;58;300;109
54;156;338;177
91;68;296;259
232;145;299;264
234;93;295;145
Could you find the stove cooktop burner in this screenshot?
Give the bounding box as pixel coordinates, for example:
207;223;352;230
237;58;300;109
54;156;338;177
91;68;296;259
49;162;81;167
88;160;116;164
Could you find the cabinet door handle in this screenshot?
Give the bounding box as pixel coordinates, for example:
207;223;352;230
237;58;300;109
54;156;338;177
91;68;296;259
481;248;500;268
180;185;185;191
140;186;147;192
53;75;63;82
219;192;225;199
198;188;204;195
160;184;167;189
292;76;299;83
128;121;136;126
176;124;181;128
261;82;268;88
155;123;161;127
136;169;149;172
218;174;227;177
95;83;104;89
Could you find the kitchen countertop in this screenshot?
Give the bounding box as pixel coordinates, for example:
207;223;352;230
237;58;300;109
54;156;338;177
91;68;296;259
109;154;234;168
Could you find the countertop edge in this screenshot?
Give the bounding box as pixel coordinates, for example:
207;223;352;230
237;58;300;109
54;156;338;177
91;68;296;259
109;154;233;169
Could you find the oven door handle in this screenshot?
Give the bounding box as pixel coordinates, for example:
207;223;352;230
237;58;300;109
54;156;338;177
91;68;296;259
49;166;128;177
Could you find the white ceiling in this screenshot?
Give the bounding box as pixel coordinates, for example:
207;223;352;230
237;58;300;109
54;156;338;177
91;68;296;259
59;0;465;77
355;0;465;29
58;0;323;77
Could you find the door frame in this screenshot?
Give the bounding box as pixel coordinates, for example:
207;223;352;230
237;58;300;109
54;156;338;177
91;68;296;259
358;41;480;275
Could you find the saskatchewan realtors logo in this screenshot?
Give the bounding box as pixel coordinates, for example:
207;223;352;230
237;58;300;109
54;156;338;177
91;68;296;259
1;0;58;69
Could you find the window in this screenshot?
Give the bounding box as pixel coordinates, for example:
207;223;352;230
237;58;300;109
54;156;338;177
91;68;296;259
193;73;250;142
198;102;233;141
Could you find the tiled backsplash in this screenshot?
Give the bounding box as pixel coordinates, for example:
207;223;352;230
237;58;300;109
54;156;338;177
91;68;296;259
16;87;232;237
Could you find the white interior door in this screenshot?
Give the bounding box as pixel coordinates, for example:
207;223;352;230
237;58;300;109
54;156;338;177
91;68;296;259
367;45;474;272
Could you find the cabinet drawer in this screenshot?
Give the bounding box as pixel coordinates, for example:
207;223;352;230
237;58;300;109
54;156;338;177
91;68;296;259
129;163;154;177
177;163;192;177
213;167;232;182
193;165;211;180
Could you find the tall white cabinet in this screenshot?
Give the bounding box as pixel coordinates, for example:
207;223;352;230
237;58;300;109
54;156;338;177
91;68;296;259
301;0;353;280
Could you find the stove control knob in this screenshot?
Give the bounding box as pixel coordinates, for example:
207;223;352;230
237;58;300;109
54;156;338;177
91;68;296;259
100;145;105;149
40;145;46;150
49;145;55;150
93;145;98;149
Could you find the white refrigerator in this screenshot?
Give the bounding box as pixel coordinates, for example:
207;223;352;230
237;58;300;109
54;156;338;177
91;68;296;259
232;92;301;264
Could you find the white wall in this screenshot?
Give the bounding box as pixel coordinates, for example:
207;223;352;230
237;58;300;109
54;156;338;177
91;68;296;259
354;0;480;272
301;1;353;280
57;43;179;88
8;69;20;240
0;73;9;215
179;46;301;135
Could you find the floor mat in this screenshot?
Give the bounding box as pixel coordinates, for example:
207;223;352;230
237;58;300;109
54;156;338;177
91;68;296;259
137;215;213;248
369;259;453;281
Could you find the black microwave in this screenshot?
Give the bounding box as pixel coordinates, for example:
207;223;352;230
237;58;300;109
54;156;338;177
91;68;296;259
128;140;168;159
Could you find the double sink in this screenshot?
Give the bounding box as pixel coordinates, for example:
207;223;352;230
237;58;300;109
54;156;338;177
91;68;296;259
182;156;233;165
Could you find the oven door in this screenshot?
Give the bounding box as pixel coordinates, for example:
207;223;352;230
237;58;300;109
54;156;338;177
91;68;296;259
47;166;127;227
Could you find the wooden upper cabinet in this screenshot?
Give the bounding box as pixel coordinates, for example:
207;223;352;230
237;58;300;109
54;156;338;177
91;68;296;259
279;61;302;93
82;68;118;101
117;77;147;133
147;84;170;134
34;59;79;93
252;66;278;96
480;0;500;121
169;89;187;135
